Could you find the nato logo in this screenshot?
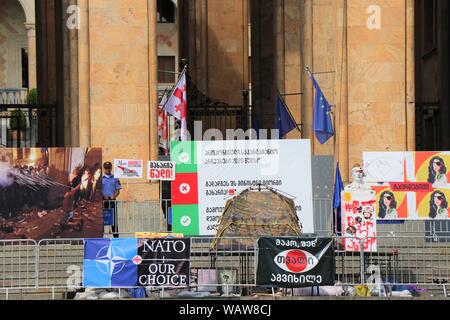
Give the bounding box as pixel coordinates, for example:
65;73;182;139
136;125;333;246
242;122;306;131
83;239;138;288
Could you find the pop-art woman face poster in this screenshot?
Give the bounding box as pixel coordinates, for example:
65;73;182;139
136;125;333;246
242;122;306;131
415;152;450;188
373;186;408;219
416;189;450;220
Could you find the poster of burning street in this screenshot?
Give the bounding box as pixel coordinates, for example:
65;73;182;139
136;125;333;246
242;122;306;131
0;148;103;240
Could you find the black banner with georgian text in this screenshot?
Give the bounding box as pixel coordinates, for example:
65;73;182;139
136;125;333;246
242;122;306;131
256;237;335;288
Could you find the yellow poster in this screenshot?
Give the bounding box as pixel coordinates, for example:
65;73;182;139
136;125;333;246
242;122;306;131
416;189;450;220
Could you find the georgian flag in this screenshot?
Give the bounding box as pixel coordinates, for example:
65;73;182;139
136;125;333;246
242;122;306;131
158;92;169;155
163;69;188;141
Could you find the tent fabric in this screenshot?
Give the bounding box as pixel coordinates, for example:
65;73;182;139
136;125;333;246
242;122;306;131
212;187;303;249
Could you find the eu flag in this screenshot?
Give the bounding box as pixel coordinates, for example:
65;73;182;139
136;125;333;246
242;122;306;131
276;95;297;139
333;163;344;234
310;75;334;144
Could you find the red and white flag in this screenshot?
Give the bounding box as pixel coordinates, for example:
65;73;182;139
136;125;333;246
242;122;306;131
158;92;169;155
163;68;188;141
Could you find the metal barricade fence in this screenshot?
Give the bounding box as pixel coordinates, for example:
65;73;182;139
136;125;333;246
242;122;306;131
334;237;365;286
335;235;450;296
313;198;333;236
1;236;450;298
104;201;166;236
0;240;37;289
190;237;256;296
37;239;84;289
362;236;450;290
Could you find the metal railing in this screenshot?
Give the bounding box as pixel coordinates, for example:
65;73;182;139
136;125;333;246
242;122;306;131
187;105;249;138
0;104;57;147
103;200;167;237
1;236;449;298
0;240;37;289
0;89;28;104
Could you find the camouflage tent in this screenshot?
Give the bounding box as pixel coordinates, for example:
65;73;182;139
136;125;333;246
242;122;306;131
212;186;303;249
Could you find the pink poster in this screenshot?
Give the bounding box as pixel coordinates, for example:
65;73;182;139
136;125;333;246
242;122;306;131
341;190;377;252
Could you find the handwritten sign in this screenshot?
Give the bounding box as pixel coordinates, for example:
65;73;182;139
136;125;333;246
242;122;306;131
341;190;377;252
147;161;176;181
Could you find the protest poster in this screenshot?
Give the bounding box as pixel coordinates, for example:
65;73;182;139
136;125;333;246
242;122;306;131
256;237;335;288
341;190;377;252
83;238;190;288
147;161;176;181
411;152;450;190
416;189;450;220
0;148;103;240
363;152;406;183
373;186;409;220
364;151;450;221
170;140;314;236
113;159;143;179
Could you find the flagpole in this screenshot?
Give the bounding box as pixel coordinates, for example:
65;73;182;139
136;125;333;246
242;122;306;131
158;88;169;106
276;89;303;136
305;66;337;157
332;105;337;161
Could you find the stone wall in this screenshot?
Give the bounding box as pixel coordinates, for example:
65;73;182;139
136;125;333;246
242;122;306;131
276;0;415;180
64;0;160;201
0;0;28;88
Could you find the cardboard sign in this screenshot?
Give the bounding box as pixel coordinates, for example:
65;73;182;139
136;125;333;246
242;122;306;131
147;161;176;181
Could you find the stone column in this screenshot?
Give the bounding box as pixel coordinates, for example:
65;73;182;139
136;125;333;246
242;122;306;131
406;0;415;151
335;0;349;180
274;0;303;139
148;0;159;162
25;23;37;89
78;0;90;147
346;0;411;167
77;0;159;201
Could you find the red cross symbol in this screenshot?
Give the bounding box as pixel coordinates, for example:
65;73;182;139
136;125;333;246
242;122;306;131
174;85;186;113
132;255;143;265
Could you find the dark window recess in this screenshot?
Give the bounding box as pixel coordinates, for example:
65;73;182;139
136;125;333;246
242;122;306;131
423;0;437;52
158;56;176;83
21;48;29;88
157;0;176;23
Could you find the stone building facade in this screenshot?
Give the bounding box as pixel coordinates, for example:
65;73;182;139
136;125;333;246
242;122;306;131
0;0;36;91
181;0;416;180
1;0;448;199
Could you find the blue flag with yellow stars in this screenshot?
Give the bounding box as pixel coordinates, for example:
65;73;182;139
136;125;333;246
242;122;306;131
310;75;334;144
276;94;297;139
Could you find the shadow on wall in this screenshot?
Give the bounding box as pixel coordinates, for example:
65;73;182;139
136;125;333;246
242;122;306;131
180;0;249;108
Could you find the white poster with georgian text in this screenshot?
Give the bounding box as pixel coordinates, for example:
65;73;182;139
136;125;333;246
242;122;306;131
196;140;314;235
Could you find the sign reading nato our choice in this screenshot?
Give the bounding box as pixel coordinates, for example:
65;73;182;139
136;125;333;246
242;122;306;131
256;238;335;288
83;238;190;288
170;140;314;235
